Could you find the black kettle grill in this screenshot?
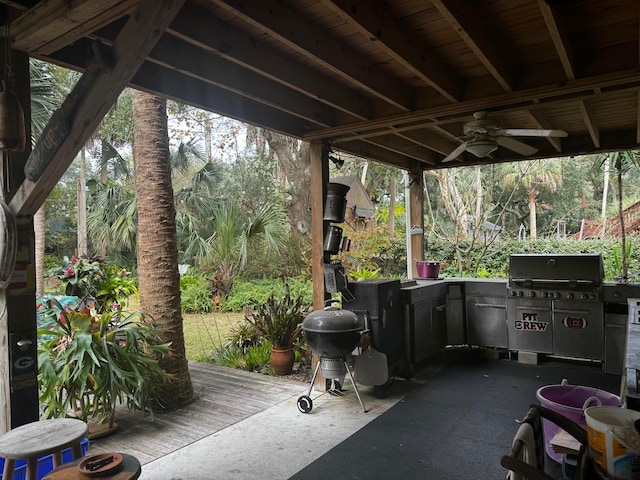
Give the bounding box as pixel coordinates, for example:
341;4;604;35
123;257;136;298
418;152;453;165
297;300;368;413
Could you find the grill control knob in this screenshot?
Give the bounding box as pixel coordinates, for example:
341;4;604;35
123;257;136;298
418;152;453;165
566;292;574;299
580;293;588;300
528;291;535;297
542;292;548;298
517;291;523;297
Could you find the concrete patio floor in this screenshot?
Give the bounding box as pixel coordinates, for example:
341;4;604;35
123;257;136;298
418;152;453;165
138;376;419;480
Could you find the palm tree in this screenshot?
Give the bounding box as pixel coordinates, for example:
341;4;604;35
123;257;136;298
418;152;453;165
503;159;563;239
30;59;71;292
132;89;193;410
205;200;288;279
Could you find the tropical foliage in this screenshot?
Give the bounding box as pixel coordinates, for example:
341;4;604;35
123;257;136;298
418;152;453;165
52;255;137;313
37;298;169;424
244;286;308;349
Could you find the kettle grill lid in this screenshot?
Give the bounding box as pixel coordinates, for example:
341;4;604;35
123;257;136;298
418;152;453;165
302;307;363;333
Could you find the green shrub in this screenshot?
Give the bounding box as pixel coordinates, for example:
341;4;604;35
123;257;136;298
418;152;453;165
223;277;312;312
213;340;271;372
180;273;214;313
426;237;640;280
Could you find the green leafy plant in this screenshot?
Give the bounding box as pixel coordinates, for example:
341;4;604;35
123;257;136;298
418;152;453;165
244;286;308;349
38;299;170;427
180;273;214;313
56;255;106;299
350;266;381;280
96;265;138;310
53;255;137;313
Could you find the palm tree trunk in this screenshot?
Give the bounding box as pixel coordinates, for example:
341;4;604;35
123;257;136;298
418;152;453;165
77;147;87;256
34;205;45;294
618;170;628;279
132;90;193;410
528;189;537;240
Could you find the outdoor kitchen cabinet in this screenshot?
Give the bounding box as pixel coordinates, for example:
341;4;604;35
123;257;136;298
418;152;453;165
465;280;508;348
401;280;447;375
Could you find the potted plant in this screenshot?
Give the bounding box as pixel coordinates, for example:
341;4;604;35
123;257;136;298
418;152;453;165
37;298;170;438
39;257;169;438
245;286;308;375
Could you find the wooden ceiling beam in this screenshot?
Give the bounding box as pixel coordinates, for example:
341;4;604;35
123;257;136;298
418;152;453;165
320;0;459;102
149;35;337;128
431;0;513;92
538;0;575;81
9;0;185;216
334;139;422;170
131;61;310;138
304;69;640;140
578;100;600;148
168;2;372;121
9;0;137;55
211;0;413;112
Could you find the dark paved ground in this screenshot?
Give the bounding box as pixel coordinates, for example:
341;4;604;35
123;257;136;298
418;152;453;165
289;348;620;480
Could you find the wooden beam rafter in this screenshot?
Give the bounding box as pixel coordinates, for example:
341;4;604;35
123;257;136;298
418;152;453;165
149;35;337;128
432;0;513;92
538;0;575;81
211;0;413;112
167;3;372;121
9;0;186;216
9;0;137;55
304;69;640;140
578;100;600;148
320;0;459;102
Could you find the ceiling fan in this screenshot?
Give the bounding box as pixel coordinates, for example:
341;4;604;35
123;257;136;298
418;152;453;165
441;111;568;163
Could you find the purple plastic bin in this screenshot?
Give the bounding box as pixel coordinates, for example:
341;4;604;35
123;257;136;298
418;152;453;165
536;380;621;463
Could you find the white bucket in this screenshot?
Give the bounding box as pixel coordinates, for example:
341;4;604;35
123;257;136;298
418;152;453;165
585;406;640;479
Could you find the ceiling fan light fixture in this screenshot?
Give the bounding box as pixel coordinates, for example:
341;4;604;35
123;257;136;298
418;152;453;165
466;139;498;158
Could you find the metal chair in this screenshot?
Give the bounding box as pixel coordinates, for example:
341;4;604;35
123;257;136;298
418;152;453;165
501;404;596;480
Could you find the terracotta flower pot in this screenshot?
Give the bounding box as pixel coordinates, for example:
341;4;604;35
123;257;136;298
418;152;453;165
270;347;295;376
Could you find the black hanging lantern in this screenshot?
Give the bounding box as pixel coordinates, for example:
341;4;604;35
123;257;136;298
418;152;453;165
0;22;25;153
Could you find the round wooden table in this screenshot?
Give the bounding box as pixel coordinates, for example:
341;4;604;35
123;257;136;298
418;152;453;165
43;453;141;480
0;418;88;480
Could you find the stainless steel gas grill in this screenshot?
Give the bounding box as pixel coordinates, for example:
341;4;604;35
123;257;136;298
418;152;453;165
506;254;605;361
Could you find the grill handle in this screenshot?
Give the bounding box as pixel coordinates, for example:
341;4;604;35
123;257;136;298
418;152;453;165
474;303;506;309
510;278;597;287
513;305;551;312
554;308;591;315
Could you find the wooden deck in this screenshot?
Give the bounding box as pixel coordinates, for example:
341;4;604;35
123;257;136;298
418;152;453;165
87;362;307;465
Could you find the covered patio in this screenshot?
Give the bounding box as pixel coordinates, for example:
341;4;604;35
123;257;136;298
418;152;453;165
83;349;620;479
0;1;635;477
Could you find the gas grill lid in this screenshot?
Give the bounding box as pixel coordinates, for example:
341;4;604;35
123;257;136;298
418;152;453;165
508;254;604;287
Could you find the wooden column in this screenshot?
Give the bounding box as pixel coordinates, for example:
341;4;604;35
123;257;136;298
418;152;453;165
0;36;37;432
310;140;328;310
409;166;425;276
310;140;329;391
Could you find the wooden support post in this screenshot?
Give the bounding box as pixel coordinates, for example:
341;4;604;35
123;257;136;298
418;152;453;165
310;140;327;310
409;166;425;276
310;140;329;391
0;216;37;433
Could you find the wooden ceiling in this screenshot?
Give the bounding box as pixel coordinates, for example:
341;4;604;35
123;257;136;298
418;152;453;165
2;0;640;172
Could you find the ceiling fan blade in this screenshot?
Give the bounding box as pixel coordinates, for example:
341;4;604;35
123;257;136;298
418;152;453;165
502;128;568;138
441;142;469;163
497;136;538;156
